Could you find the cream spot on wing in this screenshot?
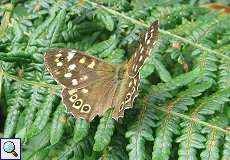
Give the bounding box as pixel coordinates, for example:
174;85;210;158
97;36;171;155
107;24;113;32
69;94;78;102
55;58;59;62
58;50;62;53
147;39;151;45
55;71;61;75
140;47;144;53
80;75;88;81
72;79;78;85
139;44;142;49
150;32;154;39
88;61;95;69
81;88;88;94
132;65;135;71
144;32;149;42
67;52;75;62
57;62;63;67
148;49;152;55
134;79;137;86
134;65;138;72
79;57;86;64
72;99;83;109
139;55;143;62
71;50;77;53
68;89;77;95
80;104;91;113
56;53;62;57
128;81;132;87
150;28;154;32
64;72;72;78
69;64;76;70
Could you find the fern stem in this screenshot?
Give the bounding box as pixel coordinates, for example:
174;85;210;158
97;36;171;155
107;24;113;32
154;106;230;136
1;70;60;90
84;0;230;61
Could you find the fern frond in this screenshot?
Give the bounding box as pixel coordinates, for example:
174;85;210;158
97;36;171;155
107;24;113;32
193;50;218;83
222;134;230;160
93;109;115;151
100;127;128;160
50;103;66;145
218;59;230;89
177;88;230;159
152;81;211;160
3;82;29;138
73;119;90;143
200;115;228;160
150;68;200;100
126;103;157;160
27;94;58;138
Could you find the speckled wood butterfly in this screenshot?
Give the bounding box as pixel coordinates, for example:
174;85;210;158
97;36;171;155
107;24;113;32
44;20;159;121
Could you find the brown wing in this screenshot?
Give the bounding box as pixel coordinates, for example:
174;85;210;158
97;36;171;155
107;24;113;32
127;20;159;77
44;48;116;89
61;76;117;121
112;72;140;119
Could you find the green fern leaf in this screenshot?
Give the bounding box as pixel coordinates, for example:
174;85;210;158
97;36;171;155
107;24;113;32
50;103;66;145
126;104;157;160
93;109;115;151
152;81;211;160
200;115;228;160
27;94;57;138
222;135;230;160
73;119;90;143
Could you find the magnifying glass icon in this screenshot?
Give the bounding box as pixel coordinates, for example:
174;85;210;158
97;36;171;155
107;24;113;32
3;141;18;157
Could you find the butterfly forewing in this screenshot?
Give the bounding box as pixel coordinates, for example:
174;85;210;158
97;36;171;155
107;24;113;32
127;20;159;77
62;76;117;121
44;48;115;89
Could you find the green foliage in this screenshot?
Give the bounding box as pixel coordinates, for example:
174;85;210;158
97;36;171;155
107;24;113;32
0;0;230;159
93;109;115;151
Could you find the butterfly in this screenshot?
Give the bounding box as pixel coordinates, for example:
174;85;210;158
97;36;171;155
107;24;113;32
44;20;159;121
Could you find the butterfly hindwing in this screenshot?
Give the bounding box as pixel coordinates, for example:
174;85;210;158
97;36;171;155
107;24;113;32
112;72;140;119
62;76;117;121
127;20;159;77
44;48;115;89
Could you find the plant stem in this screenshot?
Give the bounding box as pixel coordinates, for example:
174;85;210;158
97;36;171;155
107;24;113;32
85;0;230;61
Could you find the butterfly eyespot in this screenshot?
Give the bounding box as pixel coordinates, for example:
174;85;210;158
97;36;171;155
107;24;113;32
72;99;83;109
125;93;131;103
119;102;124;112
59;57;65;61
75;100;81;106
81;104;91;113
131;86;135;94
69;94;78;102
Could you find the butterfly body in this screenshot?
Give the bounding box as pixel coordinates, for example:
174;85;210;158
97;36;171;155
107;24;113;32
44;20;159;121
